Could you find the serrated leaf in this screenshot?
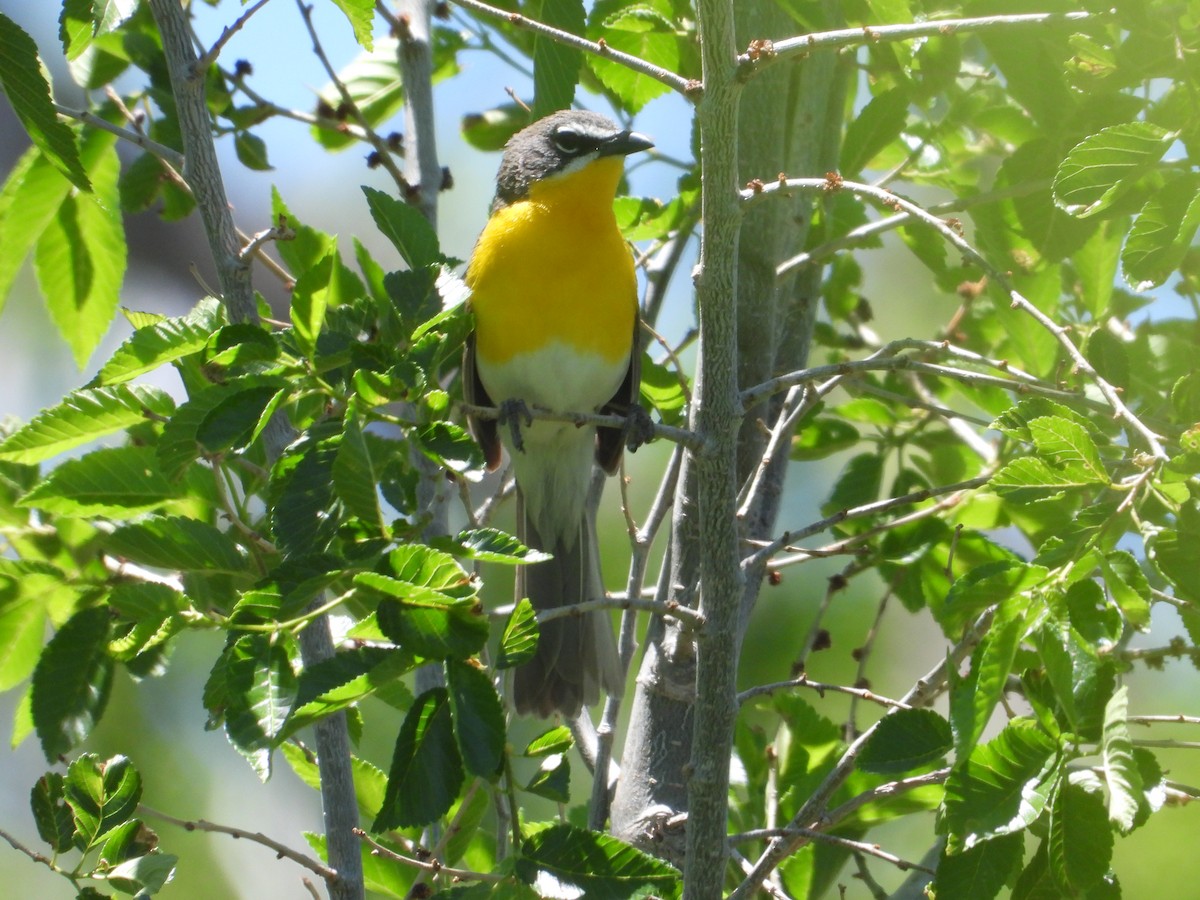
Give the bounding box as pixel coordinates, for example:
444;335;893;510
935;831;1022;900
586;0;679;113
328;0;374;48
1101;550;1151;630
282;743;391;823
1122;174;1200;290
1027;416;1108;484
415;421;485;473
858;708;952;774
363;186;440;270
32;607;113;760
104;515;250;575
65;753;142;849
446;658;505;777
524;725;573;757
269;428;340;557
1053;123;1174;218
1048;782;1112;893
35;133;125;367
531;0;584;118
990;457;1098;502
290;246;340;358
283;647;415;741
0;147;74;311
333;409;383;527
19;446;178;516
374;687;463;830
372;589;489;660
0;384;175;465
941;560;1044;636
96;297;224;384
0;574;50;691
952;593;1028;757
525;752;571;803
497;598;539;669
220;634;298;775
841;87;910;176
103;852;177;895
1101;685;1141;833
31;772;75;852
515;824;679;897
942;719;1058;852
439;528;551;564
822;452;882;515
0;13;90;190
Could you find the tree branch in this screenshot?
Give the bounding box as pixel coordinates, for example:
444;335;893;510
738;11;1097;76
449;0;697;97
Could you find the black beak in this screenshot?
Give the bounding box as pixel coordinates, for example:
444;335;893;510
600;129;654;157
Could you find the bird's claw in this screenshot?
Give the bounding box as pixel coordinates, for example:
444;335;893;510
499;398;534;454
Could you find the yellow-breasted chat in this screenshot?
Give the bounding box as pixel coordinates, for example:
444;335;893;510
463;110;653;717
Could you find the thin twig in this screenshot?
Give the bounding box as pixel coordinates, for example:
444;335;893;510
534;593;705;628
1130;715;1200;726
354;828;505;883
740;11;1097;74
745;176;1167;459
449;0;696;97
139;806;338;884
738;673;911;711
459;401;705;451
195;0;276;72
54;104;184;169
731;826;935;877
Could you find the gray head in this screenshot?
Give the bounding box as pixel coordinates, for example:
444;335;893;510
493;110;653;207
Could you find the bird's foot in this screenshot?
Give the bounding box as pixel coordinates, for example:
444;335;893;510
623;403;655;454
498;398;534;453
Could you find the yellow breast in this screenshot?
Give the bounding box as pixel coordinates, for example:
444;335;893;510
467;157;637;367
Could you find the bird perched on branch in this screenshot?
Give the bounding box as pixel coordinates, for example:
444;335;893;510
463;110;653;717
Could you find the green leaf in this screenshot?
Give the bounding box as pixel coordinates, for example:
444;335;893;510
990;457;1100;502
497;598;539;670
284;647;415;740
374;688;464;830
31;607;114;760
59;0;93;61
1053;123;1174;218
531;0;584;118
363;186;440;270
234;131;272;170
269;428;340;557
65;754;142;849
371;585;489;660
525;752;571;803
290;246;340;358
586;0;680;113
0;13;90;190
940;560;1044;636
1101;551;1151;630
103;852;178;895
446;658;505;778
841;87;910;176
328;0;374;48
935;832;1022;900
31;772;75;852
941;719;1058;852
0;573;50;690
96;297;224;385
414;421;485;473
0;385;175;465
333;408;383;527
1122;174;1200;290
857;708;952;774
19;446;178;517
524;725;573;757
311;40;405;152
1100;685;1141;833
1047;783;1112;894
214;634;298;778
35;133;126;368
953;593;1028;757
0;148;72;311
104;515;250;575
1027;416;1108;484
436;528;551;564
821;453;882;515
516;824;680;898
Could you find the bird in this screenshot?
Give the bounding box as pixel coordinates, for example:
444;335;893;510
463;109;653;717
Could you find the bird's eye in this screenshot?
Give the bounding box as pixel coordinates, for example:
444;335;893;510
551;127;589;155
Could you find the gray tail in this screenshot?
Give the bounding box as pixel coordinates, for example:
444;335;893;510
513;491;623;717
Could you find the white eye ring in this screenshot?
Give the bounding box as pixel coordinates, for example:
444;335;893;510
551;127;588;155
